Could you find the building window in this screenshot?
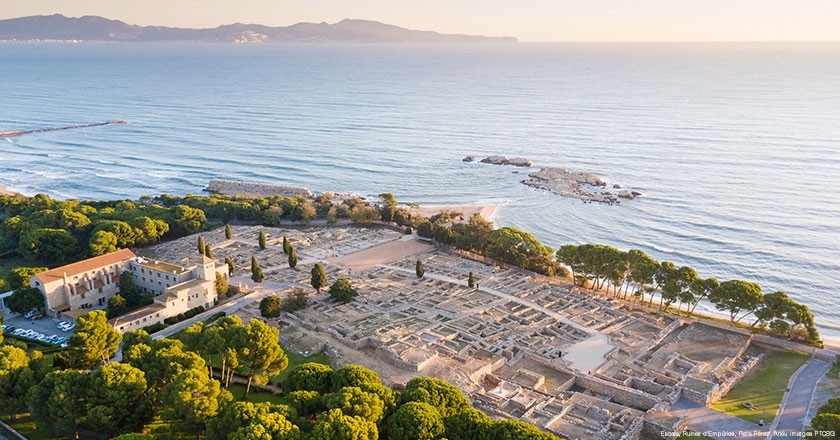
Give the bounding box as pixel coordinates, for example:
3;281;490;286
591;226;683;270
166;275;170;280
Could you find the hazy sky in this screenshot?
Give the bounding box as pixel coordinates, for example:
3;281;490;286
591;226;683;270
4;0;840;42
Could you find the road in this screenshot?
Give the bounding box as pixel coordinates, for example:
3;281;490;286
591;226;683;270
670;399;765;440
769;358;832;439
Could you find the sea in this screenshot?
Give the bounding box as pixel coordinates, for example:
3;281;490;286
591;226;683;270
1;42;838;340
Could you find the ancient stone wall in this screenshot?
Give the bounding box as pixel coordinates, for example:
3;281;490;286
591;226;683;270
573;374;660;411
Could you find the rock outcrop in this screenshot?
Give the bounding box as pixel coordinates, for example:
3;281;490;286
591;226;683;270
462;156;476;162
479;155;532;167
522;167;639;204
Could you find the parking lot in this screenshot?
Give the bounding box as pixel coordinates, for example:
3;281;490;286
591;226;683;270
1;314;75;346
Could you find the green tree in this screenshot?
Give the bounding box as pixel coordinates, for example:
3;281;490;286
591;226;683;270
311;263;328;292
282;236;290;254
491;419;558;439
66;310;123;369
325;386;385;423
709;280;764;322
401;377;471;417
27;369;88;438
198;236;207;255
259;230;267;250
687;278;719;316
288;246;298;269
282;289;309;312
386;401;445;440
0;345;38;415
226;256;235;275
810;413;840;432
416;260;425;278
205;244;214;258
379;193;398;222
225;223;232;239
468;271;475;288
310;408;378;440
252;255;265;283
284;362;335;393
107;294;129;318
89;230;118;256
444;408;493;440
486;227;556;276
18;227;78;263
6;287;45;314
85;362;149;436
162;370;232;435
215;272;229;297
206;401;273;440
119;270;143;307
260;296;283;318
6;266;47;289
329;278;358;303
94;220;139;247
229;412;302;440
171;205;207;235
238;319;288;398
331;365;381;390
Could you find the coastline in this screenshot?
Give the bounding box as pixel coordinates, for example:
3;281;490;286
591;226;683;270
0;184;21;196
413;204;501;224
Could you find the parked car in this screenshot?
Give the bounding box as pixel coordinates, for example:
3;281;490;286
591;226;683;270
30;314;44;320
23;310;38;319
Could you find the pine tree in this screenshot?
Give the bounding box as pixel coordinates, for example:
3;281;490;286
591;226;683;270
468;272;475;288
198;236;206;255
288;246;298;269
416;260;425;278
282;236;290;254
205;244;213;258
311;264;328;292
251;256;265;283
225;223;232;240
258;231;267;250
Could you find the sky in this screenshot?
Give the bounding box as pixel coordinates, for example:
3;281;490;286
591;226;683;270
3;0;840;42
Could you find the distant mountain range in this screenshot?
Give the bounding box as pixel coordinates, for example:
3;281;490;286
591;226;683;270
0;14;517;43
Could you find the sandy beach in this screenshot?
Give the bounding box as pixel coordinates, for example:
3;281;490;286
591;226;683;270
0;184;20;196
413;204;500;223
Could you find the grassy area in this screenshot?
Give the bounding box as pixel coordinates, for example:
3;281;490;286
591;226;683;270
203;343;330;386
0;414;63;440
711;349;809;424
273;347;330;384
227;383;285;405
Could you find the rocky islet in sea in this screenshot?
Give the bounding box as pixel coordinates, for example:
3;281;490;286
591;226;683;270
466;155;642;204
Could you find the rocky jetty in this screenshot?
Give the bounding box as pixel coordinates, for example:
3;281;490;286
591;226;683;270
0;120;126;138
479;155;532;167
522;167;640;204
205;179;313;198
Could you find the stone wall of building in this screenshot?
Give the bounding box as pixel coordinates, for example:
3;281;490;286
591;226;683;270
574;374;660;411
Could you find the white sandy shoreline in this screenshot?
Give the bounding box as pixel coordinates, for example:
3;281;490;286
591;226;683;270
413;204;501;224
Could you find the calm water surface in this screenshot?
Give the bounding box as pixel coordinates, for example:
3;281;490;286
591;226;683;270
1;42;839;338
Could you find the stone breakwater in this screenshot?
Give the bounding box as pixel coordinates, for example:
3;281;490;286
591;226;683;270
205;179;313;198
0;120;126;137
